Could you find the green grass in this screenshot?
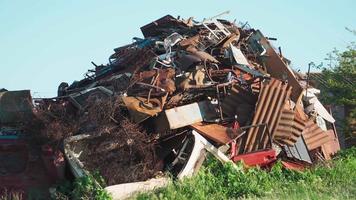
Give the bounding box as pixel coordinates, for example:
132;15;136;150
136;147;356;200
53;171;112;200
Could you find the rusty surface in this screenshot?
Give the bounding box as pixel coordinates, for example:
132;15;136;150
274;108;306;146
190;122;234;144
129;68;176;97
321;130;341;160
241;79;291;153
294;102;309;121
122;96;165;123
302;121;331;150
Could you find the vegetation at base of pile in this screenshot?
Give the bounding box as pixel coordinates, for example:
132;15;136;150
136;147;356;200
53;172;112;200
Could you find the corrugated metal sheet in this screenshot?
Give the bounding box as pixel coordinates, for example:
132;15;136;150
242;79;292;153
321;130;340;160
302;121;331;150
274;109;306;146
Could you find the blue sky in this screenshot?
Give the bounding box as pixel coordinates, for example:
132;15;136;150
0;0;355;97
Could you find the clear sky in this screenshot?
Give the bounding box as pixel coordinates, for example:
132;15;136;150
0;0;355;97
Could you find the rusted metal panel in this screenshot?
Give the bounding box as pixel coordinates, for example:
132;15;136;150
190;122;232;144
295;103;309;121
261;82;291;148
302;121;331;150
274;109;306;146
321;130;340;160
242;79;291;153
241;83;268;153
251;80;281;150
129;68;176;97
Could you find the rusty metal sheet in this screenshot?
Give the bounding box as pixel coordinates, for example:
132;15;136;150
321;130;340;160
302;121;331;150
274;109;306;146
295;102;309;121
242;79;291;153
247;30;303;101
190;122;233;144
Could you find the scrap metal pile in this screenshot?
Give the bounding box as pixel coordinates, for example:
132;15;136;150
0;13;341;198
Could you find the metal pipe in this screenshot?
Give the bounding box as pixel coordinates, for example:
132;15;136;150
305;62;313;97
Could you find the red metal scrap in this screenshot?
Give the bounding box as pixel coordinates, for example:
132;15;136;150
231;149;276;167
